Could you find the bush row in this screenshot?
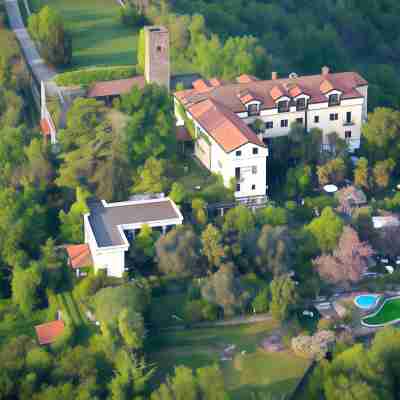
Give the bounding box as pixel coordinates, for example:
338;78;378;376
55;65;138;87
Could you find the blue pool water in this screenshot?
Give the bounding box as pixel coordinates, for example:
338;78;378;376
354;294;381;310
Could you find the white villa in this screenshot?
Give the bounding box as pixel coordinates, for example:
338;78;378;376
174;67;368;199
84;196;183;277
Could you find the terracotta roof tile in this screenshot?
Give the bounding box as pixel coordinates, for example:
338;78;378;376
192;79;211;91
288;85;303;98
270;85;285;101
320;79;334;94
188;99;264;152
87;76;146;98
209;78;222;87
175;71;367;113
236;74;259;83
35;320;65;345
65;244;92;269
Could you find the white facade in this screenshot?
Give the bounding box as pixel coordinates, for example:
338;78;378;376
241;91;367;153
183;110;268;199
84;198;184;278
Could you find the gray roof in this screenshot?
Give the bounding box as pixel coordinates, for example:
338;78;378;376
88;199;182;248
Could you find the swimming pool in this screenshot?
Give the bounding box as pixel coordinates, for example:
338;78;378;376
354;294;381;310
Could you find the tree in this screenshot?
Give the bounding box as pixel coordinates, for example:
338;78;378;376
201;224;224;269
118;308;145;350
192;198;207;225
197;364;228;400
109;351;152;400
270;275;298;321
252;286;270;313
169;182;186;204
0;88;23;129
317;158;346;185
39;239;68;293
354;157;369;189
373;158;395;189
201;262;248;317
151;364;228;400
313;227;373;287
132;157;170;194
28;6;71;66
155;226;201;276
121;84;177;167
256;206;288;226
59;187;89;243
23;138;53;188
306;207;344;253
362;107;400;162
12;264;42;315
223;205;255;238
93;284;149;328
58;98;107;151
255;225;294;277
152;366;197;400
129;224;158;268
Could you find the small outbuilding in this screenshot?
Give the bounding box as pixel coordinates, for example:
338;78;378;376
35;320;65;346
65;244;93;277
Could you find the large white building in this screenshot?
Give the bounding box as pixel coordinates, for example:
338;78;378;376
84;196;183;277
174;67;368;198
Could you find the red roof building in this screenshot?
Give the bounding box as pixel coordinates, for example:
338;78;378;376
87;76;146;99
65;244;93;269
35;320;65;345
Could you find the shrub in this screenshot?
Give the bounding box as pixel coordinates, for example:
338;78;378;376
119;5;147;28
184;300;204;324
55;66;137;87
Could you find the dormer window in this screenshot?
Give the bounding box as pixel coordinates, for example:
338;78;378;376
296;97;307;111
247;103;260;116
328;93;340;106
278;100;289;113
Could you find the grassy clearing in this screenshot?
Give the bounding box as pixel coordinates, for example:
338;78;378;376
148;321;310;399
30;0;138;70
363;297;400;326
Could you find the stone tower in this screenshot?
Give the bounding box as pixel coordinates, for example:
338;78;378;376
144;26;170;92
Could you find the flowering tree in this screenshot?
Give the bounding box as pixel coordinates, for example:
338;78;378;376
313;227;373;287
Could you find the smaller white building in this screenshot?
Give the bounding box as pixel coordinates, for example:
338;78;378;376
84;196;183;277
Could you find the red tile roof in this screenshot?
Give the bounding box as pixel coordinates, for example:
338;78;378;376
236;74;259;83
176;126;192;142
188;99;264;152
175;71;367;114
40;118;51;137
174;70;367;154
35;320;65;345
87;76;146;98
192;79;211;92
209;78;222;87
65;244;92;269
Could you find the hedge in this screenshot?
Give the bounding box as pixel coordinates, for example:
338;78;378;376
55;65;138;87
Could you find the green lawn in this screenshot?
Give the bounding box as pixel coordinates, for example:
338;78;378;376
362;297;400;326
31;0;138;70
148;321;310;399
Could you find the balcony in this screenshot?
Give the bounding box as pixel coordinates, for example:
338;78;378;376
343;120;355;126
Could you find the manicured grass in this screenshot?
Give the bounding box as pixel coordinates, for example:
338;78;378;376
31;0;138;70
362;297;400;326
148;321;310;399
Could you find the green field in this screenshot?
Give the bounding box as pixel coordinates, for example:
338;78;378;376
31;0;138;70
149;321;310;399
362;297;400;326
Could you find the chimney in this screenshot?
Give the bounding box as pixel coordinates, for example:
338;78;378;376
321;66;330;76
271;71;278;80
